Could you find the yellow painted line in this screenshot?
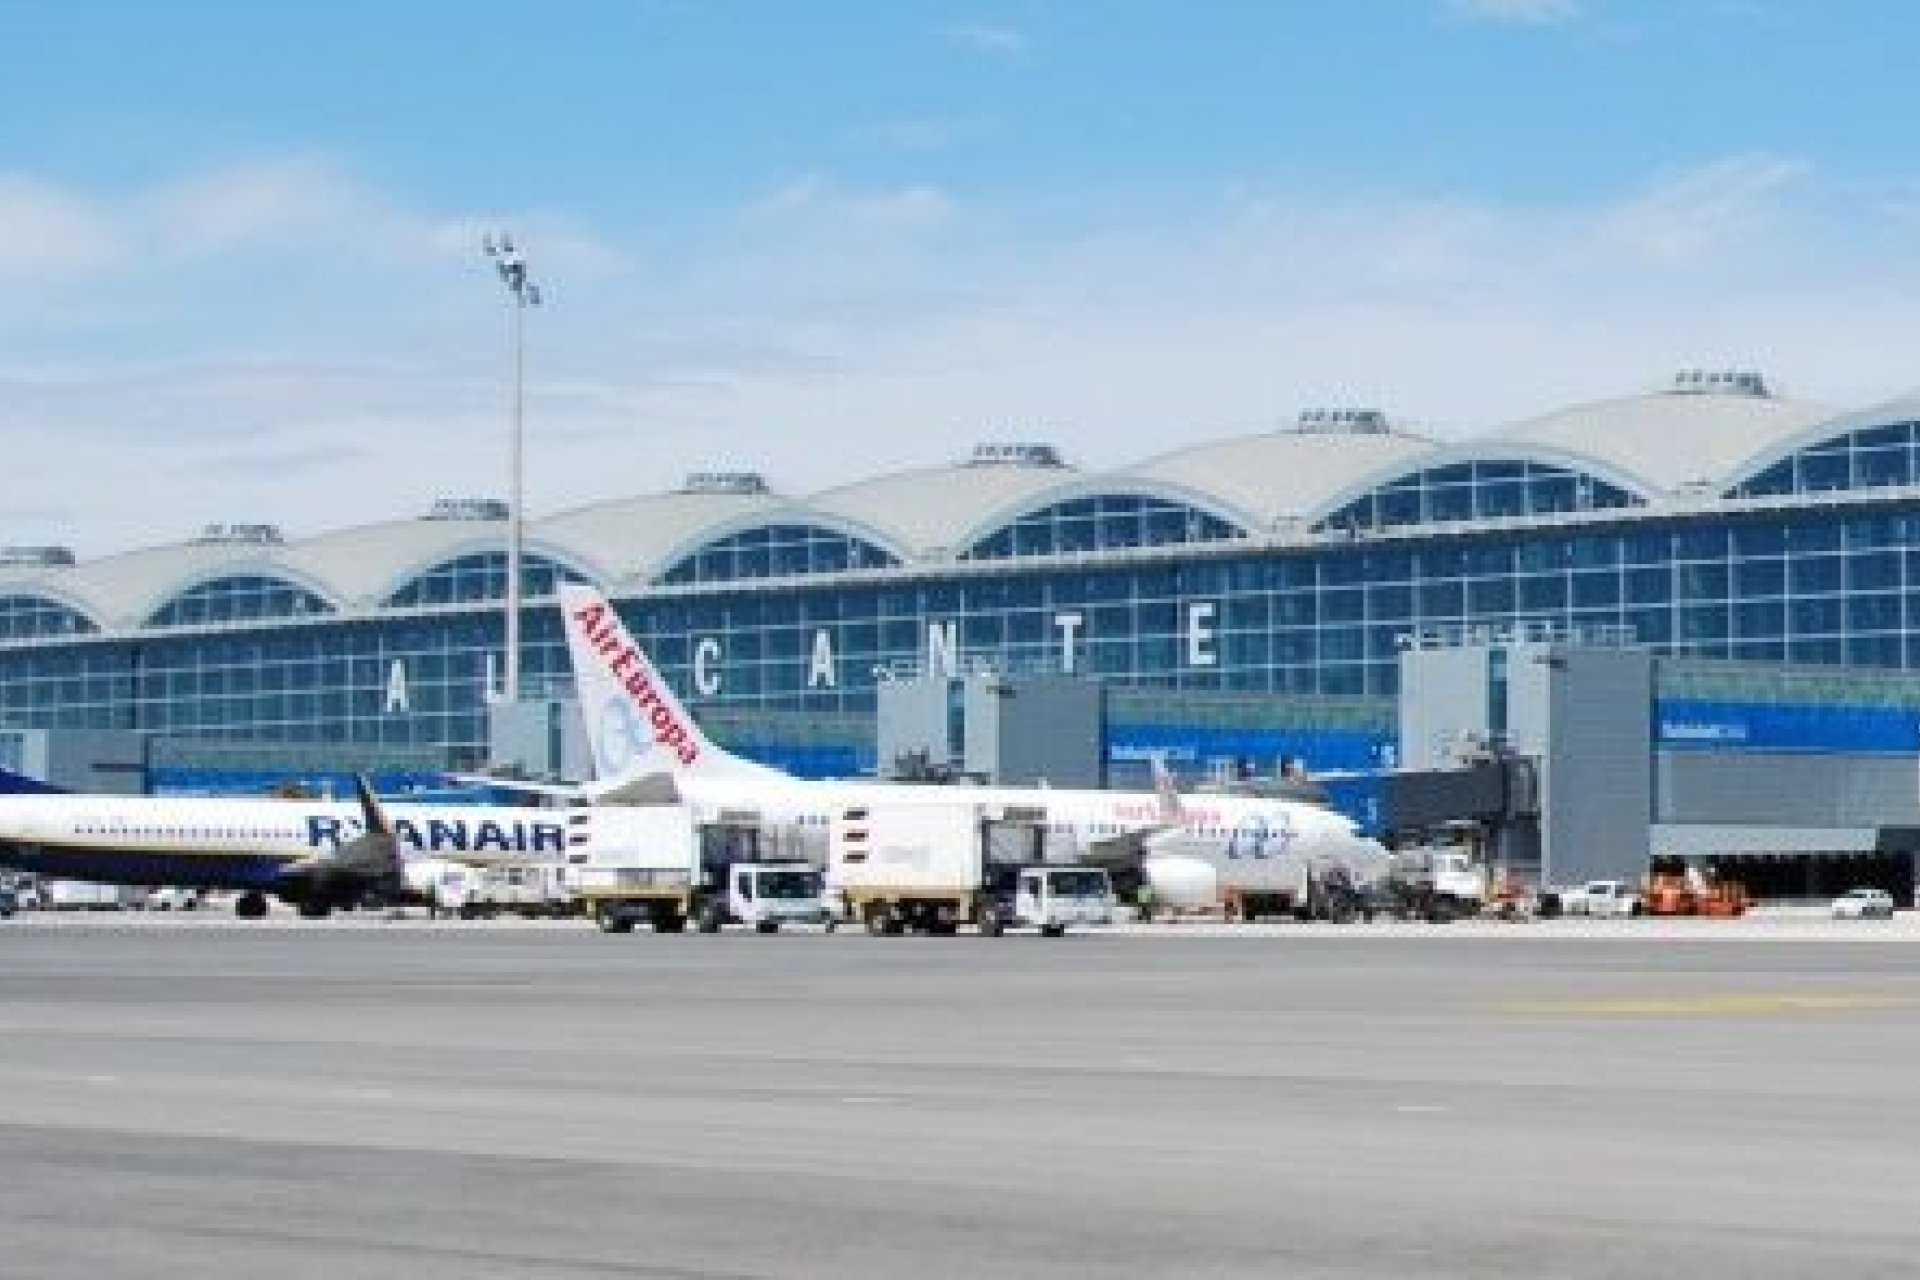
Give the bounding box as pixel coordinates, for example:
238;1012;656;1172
1497;993;1914;1017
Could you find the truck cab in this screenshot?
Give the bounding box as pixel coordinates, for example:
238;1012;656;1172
984;865;1115;937
715;861;832;933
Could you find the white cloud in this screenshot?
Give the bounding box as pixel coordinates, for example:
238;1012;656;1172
751;175;955;234
1591;154;1808;265
1444;0;1582;24
943;22;1030;60
10;151;1920;557
0;176;124;278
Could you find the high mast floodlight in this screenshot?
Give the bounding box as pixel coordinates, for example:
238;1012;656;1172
481;230;544;715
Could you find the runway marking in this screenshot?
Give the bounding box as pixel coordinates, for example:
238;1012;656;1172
1497;993;1913;1017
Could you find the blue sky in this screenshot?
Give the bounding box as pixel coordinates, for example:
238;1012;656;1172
7;1;1920;552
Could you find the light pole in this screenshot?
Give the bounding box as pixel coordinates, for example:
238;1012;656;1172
482;232;542;705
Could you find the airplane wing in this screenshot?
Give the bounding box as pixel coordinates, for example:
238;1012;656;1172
592;773;682;807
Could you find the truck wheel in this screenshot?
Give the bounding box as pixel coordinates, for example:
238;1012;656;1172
977;913;1005;938
863;906;889;936
755;919;779;934
1040;923;1066;938
656;909;688;934
235;892;269;919
596;907;635;934
697;905;723;934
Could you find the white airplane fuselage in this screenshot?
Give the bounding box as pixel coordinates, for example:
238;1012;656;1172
0;793;574;892
557;584;1392;910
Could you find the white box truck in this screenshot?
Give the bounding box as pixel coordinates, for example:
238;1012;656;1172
830;797;1113;936
571;804;832;935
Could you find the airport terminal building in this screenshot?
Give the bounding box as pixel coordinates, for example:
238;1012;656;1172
8;367;1920;889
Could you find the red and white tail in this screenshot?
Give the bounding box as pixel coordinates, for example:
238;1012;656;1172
558;583;786;785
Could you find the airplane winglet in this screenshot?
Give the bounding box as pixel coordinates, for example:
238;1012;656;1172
353;773;395;838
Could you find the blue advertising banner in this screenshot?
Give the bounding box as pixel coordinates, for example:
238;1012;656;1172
1655;699;1920;755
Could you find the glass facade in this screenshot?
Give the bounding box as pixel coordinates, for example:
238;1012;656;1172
146;575;332;628
1729;420;1920;498
0;594;96;641
659;524;898;585
386;552;581;607
963;494;1244;560
1316;460;1640;533
11;481;1920;769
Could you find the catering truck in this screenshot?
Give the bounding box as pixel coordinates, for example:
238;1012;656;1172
571;804;832;935
830;797;1114;936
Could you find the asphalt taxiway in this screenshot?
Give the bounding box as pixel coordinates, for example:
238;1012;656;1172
1;921;1915;1278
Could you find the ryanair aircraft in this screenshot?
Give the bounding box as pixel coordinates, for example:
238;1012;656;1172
0;773;574;918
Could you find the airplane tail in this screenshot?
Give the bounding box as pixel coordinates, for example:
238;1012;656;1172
557;583;786;785
1149;753;1186;824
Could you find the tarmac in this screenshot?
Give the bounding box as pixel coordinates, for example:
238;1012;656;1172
1;914;1916;1278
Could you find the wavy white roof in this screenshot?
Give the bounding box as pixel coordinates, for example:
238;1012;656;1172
1121;424;1436;531
0;374;1898;632
1486;381;1836;494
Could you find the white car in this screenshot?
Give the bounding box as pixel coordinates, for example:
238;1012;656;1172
1560;879;1643;918
1831;888;1895;920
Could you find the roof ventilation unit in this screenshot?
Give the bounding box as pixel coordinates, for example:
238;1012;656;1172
193;523;284;546
969;442;1064;467
1295;408;1389;434
681;471;770;495
1668;368;1770;398
0;545;76;567
423;497;509;521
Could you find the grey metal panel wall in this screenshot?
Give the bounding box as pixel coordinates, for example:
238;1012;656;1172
876;678;955;774
487;699;590;781
1398;647;1491;770
1520;645;1652;886
967;674;1104;788
1656;752;1920;827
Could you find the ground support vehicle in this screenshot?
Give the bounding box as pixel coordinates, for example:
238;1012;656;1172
1378;846;1489;922
1643;872;1748;918
831;797;1110;936
41;879;137;911
142;886;204;912
1215;858;1373;923
1832;887;1895;920
977;865;1116;937
1558;879;1644;918
571;805;832;935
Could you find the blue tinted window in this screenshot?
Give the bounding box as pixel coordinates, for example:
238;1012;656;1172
147;576;333;628
1316;460;1639;532
661;525;897;586
0;595;96;641
1729;420;1920;499
387;553;582;607
965;495;1244;560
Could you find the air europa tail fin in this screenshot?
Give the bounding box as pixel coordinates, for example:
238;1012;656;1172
557;583;786;784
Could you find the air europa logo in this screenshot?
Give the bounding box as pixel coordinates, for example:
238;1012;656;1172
573;603;701;766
